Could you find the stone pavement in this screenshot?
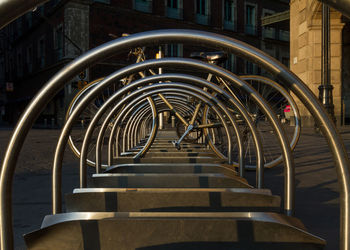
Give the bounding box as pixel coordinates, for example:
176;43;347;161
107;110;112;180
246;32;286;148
0;127;350;249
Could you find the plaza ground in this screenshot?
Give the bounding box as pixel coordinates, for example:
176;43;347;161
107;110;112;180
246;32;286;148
0;127;349;249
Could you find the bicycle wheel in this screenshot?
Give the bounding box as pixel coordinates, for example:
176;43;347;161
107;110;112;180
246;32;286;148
234;75;301;169
65;78;120;167
176;115;203;143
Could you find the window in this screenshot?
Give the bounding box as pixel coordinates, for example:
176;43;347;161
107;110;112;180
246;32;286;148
279;30;289;41
0;57;4;82
16;18;22;37
224;54;236;72
93;0;110;3
245;3;256;35
134;0;152;13
223;0;236;31
17;50;23;78
9;56;14;79
262;41;276;58
196;0;210;25
165;44;183;57
52;0;61;6
282;57;289;68
25;12;32;29
245;61;258;74
26;46;33;73
39;5;45;16
166;0;183;19
37;36;45;68
262;9;275;39
54;25;64;60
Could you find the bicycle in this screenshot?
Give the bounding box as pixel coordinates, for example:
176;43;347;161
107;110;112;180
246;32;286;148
65;40;300;169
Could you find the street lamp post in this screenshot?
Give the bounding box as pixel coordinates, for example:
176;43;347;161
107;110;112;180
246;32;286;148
319;3;336;124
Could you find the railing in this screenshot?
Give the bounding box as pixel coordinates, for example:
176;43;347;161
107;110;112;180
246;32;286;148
279;30;290;42
262;27;275;39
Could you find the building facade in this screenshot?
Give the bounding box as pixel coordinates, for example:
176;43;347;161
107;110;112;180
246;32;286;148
0;0;289;127
290;0;350;126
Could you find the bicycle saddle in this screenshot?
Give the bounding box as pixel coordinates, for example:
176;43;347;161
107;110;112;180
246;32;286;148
190;51;228;64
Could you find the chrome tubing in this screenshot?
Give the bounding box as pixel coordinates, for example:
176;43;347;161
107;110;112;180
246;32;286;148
94;95;157;172
115;104;153;159
129;103;153;150
112;93;227;163
1;29;347;250
120;99;153;154
89;82;236;177
239;75;302;169
93;72;259;182
96;98;153;169
0;0;49;30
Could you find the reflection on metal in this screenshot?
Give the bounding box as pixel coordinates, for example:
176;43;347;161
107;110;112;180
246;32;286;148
0;0;49;30
0;26;348;250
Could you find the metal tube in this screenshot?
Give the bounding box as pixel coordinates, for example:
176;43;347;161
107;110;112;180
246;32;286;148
101;73;256;175
158;93;189;126
0;0;49;30
94;94;157;172
91;81;237;175
96;83;236;172
1;29;347;250
240;75;301;168
122;100;149;151
113;104;151;161
121;101;153;153
96;98;149;169
319;3;336;124
133;109;153;148
130;105;152;149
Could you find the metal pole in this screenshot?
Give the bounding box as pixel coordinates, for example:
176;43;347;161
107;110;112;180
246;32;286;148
319;4;336;124
320;0;350;19
157;47;164;130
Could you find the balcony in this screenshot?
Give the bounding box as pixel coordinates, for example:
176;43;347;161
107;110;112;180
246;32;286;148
279;30;289;41
262;27;275;39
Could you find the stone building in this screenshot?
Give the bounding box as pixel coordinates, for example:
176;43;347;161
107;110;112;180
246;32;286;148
0;0;289;127
290;0;350;126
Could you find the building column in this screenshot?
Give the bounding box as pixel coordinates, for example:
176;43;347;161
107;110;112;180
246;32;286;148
290;0;344;127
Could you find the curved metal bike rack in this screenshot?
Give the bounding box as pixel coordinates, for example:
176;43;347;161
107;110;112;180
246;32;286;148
97;83;237;166
116;96;195;158
0;28;348;250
